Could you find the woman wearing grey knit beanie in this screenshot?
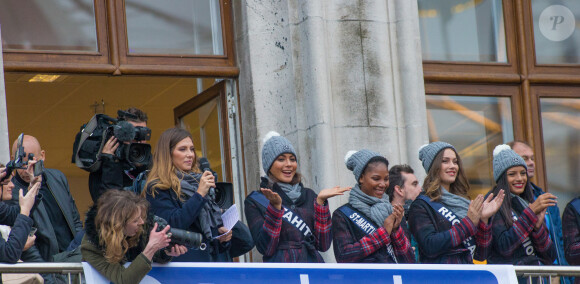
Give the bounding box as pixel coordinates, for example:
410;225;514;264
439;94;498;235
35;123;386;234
332;150;415;263
486;144;557;270
244;131;350;263
408;141;504;264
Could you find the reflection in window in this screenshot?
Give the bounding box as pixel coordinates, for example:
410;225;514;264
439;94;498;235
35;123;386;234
540;98;580;213
181;97;224;181
125;0;224;55
0;0;98;52
532;1;580;64
426;95;513;197
418;0;507;62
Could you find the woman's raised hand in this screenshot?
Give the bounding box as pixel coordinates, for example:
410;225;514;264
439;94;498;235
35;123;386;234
481;189;505;224
529;193;557;215
534;208;547;230
260;188;282;210
467;194;484;225
197;171;216;197
383;213;396;235
19;181;40;216
391;204;404;231
316;186;351;205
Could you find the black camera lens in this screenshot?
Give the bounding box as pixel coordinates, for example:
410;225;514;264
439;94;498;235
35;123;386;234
127;144;152;167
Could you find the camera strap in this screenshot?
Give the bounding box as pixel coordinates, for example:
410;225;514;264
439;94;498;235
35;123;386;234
417;195;476;257
73;114;102;171
338;204;398;263
247;191;313;239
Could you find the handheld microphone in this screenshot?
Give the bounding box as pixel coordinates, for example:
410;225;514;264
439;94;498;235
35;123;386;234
198;157;216;198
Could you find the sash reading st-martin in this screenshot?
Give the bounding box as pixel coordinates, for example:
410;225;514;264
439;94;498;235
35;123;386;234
247;191;313;238
417;195;476;256
511;211;536;257
338;205;398;263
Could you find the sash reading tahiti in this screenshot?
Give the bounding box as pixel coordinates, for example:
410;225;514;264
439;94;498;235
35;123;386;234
248;191;313;238
511;211;536;257
417;195;476;256
338;205;398;263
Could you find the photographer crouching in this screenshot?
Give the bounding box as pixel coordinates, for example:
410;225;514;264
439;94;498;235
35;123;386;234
87;107;152;202
81;190;188;284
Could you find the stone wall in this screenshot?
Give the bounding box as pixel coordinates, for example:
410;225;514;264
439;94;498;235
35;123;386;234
234;0;428;262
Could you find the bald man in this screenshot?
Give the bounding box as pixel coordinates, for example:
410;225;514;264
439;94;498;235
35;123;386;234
10;135;83;263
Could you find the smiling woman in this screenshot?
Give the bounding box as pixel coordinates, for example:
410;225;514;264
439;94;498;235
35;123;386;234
331;149;415;264
244;131;350;263
408;141;504;264
486;144;557;275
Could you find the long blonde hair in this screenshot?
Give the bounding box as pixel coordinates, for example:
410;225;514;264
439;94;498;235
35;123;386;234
423;148;470;201
144;128;199;200
95;190;148;264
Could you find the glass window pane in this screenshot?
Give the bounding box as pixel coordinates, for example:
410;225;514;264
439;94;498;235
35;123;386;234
540;98;580;213
532;1;580;64
181;97;225;181
426;95;514;197
125;0;224;55
418;0;507;62
0;0;98;52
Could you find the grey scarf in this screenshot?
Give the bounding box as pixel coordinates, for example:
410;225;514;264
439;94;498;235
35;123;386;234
177;170;223;240
439;186;470;219
349;183;393;226
511;192;529;210
278;182;302;203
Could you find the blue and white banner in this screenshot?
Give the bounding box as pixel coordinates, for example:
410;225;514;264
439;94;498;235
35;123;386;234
83;262;519;284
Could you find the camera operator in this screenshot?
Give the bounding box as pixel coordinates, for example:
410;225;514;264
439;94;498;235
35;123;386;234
81;190;187;284
88;107;150;203
10;135;83;263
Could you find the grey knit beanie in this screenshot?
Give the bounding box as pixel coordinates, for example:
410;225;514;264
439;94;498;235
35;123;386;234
418;141;455;172
493;144;527;182
344;149;382;182
261;131;297;174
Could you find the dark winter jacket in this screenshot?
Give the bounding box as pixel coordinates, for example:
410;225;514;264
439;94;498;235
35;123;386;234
332;204;415;263
243;177;332;263
11;169;83;262
408;194;492;264
81;203;171;284
561;198;580;265
145;183;231;262
488;197;556;265
88;153;142;202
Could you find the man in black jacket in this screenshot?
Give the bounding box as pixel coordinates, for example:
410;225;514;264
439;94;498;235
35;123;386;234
10;135;83;263
88;107;148;202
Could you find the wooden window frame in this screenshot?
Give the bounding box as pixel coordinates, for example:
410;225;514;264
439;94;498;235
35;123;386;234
2;0;115;73
422;1;520;84
174;80;232;182
114;0;238;77
521;2;580;84
2;0;238;77
529;86;580;190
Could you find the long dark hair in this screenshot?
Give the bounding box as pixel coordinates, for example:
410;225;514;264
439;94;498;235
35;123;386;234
487;169;534;227
423;148;470;201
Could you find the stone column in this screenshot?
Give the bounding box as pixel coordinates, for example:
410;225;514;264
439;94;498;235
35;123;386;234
0;27;10;163
234;0;428;262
